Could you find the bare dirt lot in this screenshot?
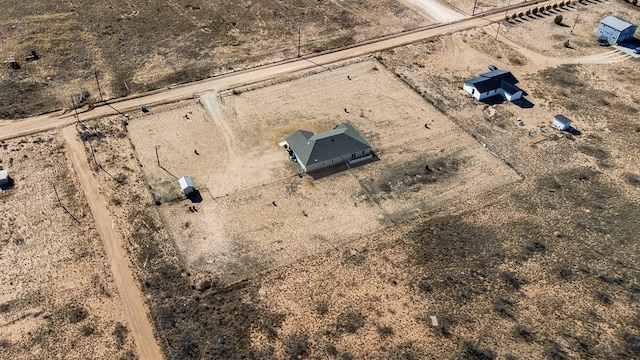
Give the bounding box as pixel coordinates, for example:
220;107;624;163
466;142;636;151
3;0;640;359
127;60;520;284
0;0;436;119
0;132;136;359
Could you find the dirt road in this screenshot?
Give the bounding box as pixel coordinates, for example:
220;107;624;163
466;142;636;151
0;0;561;142
62;126;164;360
403;0;466;22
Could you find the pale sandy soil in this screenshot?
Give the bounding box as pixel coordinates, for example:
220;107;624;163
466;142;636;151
246;3;640;357
498;0;640;58
2;0;639;358
127;60;520;284
0;132;136;359
401;0;466;22
442;0;528;15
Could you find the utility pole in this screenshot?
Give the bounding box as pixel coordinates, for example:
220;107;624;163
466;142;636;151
94;70;104;102
496;0;512;41
297;25;301;57
571;15;579;34
70;95;80;124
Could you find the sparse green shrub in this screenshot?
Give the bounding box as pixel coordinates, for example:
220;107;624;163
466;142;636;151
501;271;523;289
494;297;516;319
514;324;534;342
284;333;310;359
557;265;572;279
336;311;366;334
464;340;495;360
555;15;564;25
524;240;546;257
532;7;539;15
113;322;128;349
315;301;329;315
626;173;640;187
623;332;640;356
546;340;568;360
81;324;95;336
377;325;394;337
595;289;612;305
417;279;432;293
68;306;88;323
564;40;571;48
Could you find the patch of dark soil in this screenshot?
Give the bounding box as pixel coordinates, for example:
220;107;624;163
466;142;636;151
539;64;583;88
336;311;366;334
284;333;310;360
460;340;495;360
0;80;62;119
408;215;500;269
367;155;465;195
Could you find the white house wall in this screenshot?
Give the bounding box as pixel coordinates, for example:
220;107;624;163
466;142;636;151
502;90;522;102
304;150;371;172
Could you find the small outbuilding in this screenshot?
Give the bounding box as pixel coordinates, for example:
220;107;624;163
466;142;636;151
284;123;372;173
463;69;524;102
0;170;8;187
597;16;637;45
552;114;572;131
178;176;195;195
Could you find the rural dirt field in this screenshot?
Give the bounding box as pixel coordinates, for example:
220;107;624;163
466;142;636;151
0;0;436;119
0;132;136;359
127;60;521;284
2;0;640;359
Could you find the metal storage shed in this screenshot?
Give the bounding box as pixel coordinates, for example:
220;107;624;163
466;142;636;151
178;176;195;195
552;114;572;131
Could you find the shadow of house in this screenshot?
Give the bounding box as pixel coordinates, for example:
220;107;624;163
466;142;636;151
186;189;203;203
463;69;527;104
284;123;373;174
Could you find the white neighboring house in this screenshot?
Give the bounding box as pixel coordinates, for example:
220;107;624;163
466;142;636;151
463;69;524;102
552;114;572;131
596;16;637;45
284;123;372;173
0;170;8;187
178;176;195;195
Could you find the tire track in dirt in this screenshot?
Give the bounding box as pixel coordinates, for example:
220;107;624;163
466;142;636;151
61;126;164;360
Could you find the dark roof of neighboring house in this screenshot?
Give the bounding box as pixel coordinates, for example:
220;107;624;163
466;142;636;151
501;81;523;96
600;16;637;32
286;123;370;167
464;69;519;93
553;114;572;126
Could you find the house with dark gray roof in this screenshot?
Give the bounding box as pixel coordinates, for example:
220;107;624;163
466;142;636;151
284;123;372;172
463;69;524;102
597;16;637;45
